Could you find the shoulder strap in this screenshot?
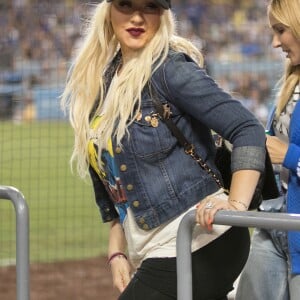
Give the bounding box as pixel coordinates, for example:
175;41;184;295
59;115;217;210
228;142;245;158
149;83;191;151
149;82;224;190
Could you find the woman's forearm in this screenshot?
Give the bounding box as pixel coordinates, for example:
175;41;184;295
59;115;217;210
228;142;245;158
108;219;127;257
228;169;261;210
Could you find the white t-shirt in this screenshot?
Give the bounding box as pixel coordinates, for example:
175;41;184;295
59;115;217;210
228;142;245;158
124;189;230;268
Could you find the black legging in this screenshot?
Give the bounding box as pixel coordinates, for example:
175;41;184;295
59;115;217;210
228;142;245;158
119;226;250;300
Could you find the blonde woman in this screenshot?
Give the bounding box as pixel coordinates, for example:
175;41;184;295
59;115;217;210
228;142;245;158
236;0;300;299
62;0;265;299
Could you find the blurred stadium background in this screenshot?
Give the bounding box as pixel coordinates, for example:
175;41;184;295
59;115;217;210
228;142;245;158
0;0;284;298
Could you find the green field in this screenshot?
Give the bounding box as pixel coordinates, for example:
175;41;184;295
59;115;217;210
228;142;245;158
0;121;109;264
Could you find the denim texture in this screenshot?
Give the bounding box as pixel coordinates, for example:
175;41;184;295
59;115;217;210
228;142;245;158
90;50;266;230
236;226;300;300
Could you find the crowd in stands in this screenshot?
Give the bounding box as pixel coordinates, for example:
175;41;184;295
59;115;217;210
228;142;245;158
0;0;285;123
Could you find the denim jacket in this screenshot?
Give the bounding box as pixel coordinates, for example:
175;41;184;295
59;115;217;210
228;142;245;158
89;50;266;230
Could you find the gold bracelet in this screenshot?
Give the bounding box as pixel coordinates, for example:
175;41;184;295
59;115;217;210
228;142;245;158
229;199;248;210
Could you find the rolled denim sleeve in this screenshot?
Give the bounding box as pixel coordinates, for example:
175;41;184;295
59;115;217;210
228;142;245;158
232;146;266;173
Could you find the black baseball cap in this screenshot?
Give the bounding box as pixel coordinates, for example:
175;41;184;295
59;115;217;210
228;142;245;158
107;0;171;9
154;0;171;9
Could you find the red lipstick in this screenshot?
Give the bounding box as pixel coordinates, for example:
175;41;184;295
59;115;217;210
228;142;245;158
127;28;145;37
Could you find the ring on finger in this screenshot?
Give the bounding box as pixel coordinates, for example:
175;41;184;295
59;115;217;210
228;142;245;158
205;201;214;209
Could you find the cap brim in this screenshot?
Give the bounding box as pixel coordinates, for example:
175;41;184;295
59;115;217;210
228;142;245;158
107;0;170;9
155;0;170;9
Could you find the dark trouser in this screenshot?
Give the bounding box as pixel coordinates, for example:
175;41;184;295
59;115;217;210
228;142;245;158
119;226;250;300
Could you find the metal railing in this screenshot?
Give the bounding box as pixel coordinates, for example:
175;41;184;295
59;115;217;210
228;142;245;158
176;209;300;300
0;185;30;300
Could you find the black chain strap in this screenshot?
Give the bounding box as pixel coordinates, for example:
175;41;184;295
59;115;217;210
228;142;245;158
185;144;224;190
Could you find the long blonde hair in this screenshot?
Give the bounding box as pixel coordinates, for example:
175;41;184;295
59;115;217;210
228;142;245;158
268;0;300;116
61;1;204;178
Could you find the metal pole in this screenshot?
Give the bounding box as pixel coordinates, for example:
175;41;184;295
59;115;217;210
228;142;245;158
176;209;300;300
0;185;30;300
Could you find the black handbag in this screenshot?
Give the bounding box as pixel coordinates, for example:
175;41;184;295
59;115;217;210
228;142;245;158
150;84;279;210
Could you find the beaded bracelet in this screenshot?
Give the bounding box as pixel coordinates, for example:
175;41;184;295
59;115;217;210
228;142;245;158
107;252;127;266
229;199;248;210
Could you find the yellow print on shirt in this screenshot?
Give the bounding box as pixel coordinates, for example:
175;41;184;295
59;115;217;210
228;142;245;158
88;115;112;180
88;115;127;204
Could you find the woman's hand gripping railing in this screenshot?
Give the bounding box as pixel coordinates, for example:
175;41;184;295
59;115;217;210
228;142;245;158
176;209;300;300
0;185;30;300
